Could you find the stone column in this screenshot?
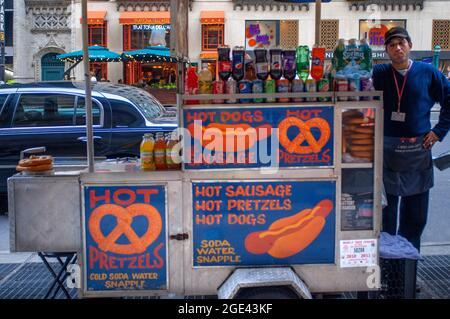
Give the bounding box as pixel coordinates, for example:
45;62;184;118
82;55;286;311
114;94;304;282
13;0;34;82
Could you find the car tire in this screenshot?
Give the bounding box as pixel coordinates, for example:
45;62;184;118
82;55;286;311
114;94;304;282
234;286;299;299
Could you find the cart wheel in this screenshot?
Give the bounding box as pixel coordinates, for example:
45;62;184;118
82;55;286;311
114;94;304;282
234;286;299;299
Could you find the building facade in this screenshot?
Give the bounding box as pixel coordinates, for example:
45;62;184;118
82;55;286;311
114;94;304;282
1;0;14;81
13;0;450;83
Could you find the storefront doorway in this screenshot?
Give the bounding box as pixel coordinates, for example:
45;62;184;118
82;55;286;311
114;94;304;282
41;53;64;81
126;61;176;87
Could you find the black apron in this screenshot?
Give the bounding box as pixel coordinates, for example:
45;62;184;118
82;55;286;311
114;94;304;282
383;136;434;196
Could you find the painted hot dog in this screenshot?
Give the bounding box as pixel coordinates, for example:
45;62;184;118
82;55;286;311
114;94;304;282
244;199;333;258
187;123;273;152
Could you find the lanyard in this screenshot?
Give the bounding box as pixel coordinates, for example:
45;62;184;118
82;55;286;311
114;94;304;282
391;62;412;112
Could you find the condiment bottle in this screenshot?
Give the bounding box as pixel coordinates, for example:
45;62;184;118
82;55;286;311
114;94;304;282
140;133;155;171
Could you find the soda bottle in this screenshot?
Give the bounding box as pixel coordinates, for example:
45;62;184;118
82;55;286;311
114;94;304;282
291;79;304;103
332;39;346;73
264;76;276;103
154;132;167;170
140;133;155;171
252;80;264;103
232;46;245;81
254;48;269;80
269;48;283;80
276;79;290;103
244;61;256;81
185;66;199;105
218;45;232;81
225;79;237;104
311;46;326;80
359;38;373;72
296;46;310;82
198;67;213;104
305;79;317;102
212;80;225;104
344;38;359;65
317;77;331;102
166;131;181;170
282;49;296;81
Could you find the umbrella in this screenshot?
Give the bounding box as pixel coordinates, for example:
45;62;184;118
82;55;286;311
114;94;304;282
57;45;122;62
122;46;178;63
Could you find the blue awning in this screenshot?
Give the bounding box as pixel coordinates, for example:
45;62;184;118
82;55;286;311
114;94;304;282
122;46;177;63
57;45;122;62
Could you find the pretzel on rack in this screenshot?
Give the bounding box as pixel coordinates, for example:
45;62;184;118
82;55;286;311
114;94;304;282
18;155;53;167
16;155;53;172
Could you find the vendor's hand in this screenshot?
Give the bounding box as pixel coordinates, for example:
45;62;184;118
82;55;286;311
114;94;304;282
423;131;439;149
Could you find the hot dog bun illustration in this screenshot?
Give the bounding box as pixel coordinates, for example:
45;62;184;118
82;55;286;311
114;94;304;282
187;122;272;152
244;199;333;258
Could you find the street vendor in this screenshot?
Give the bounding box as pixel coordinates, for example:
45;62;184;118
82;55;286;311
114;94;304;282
373;27;450;251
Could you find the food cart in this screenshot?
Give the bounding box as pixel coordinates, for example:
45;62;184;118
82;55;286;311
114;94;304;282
7;0;385;299
8;87;383;298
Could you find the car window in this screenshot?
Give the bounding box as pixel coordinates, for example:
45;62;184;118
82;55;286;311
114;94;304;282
110;99;144;127
0;94;10;126
127;90;165;120
80;83;165;120
12;94;75;127
75;97;101;126
0;94;8;112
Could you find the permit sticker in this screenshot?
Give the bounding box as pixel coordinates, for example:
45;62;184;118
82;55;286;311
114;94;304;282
340;239;377;268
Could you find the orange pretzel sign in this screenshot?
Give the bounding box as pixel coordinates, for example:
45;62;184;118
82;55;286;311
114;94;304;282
278;117;331;154
88;203;162;255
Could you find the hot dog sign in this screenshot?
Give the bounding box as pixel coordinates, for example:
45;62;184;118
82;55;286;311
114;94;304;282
82;185;167;292
192;180;336;266
183;106;334;170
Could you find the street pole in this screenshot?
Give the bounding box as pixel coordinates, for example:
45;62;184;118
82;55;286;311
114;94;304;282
315;0;321;46
81;0;94;172
170;0;189;95
0;0;5;83
170;0;189;131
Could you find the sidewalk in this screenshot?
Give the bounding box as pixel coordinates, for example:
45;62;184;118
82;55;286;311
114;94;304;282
1;214;450;299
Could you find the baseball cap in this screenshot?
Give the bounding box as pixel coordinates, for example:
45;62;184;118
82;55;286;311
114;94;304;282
384;27;411;45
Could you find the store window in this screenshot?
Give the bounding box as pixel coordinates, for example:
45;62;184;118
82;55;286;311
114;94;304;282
359;20;406;50
123;24;175;87
320;20;339;50
4;0;13;10
432;20;450;50
202;24;224;51
89;23;107;46
124;24;171;51
245;20;280;50
280;20;299;49
88;22;108;80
